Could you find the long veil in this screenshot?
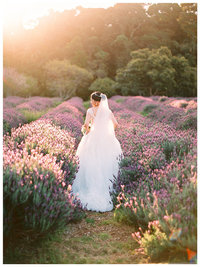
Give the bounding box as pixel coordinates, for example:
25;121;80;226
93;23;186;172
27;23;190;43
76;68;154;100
72;93;123;212
89;93;115;141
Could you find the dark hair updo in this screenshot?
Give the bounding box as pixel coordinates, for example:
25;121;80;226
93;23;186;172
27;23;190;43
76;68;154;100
90;91;101;102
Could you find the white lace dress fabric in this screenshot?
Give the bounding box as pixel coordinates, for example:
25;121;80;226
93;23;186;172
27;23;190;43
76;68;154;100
72;108;123;212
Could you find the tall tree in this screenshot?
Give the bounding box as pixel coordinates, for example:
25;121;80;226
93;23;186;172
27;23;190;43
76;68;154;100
114;46;196;97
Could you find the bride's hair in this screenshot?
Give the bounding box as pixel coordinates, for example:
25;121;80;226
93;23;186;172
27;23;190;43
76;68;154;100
90;91;102;102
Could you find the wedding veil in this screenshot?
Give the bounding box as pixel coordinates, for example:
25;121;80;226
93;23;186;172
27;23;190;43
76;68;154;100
72;93;123;212
90;93;115;141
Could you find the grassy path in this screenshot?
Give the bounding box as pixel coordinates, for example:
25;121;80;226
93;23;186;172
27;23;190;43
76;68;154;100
5;211;151;264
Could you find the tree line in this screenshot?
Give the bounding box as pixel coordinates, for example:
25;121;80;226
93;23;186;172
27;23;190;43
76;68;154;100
3;3;197;99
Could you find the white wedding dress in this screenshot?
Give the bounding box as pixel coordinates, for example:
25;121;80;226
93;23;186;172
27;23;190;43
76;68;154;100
72;94;123;212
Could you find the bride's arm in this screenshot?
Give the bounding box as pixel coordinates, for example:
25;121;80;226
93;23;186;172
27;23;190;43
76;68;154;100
111;111;119;129
83;109;91;134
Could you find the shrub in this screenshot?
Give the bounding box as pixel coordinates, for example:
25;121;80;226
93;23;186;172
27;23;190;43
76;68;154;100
160;138;191;163
131;176;197;262
40;100;84;143
141;223;170;261
3;67;38;97
44;60;93;99
89;77;117;98
180;103;188;108
142;147;167;171
3;96;27;108
20;110;47;123
159;96;168;102
111;157;147;205
3;119;85;240
128;158;197;262
141;104;158;116
3;120;11;135
3;108;27;135
3;150;84;238
176;113;197;130
113;185;156;229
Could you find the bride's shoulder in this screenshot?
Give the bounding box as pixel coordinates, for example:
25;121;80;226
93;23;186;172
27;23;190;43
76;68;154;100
87;108;92;112
86;108;92;115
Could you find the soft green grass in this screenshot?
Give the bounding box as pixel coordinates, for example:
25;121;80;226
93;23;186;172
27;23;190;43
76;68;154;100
83;100;91;110
4;228;67;264
140;104;158;116
98;232;111;240
52;100;63;107
20;109;48;123
4;208;187;264
4;212;142;264
116;98;125;103
85;217;95;225
19;101;63;123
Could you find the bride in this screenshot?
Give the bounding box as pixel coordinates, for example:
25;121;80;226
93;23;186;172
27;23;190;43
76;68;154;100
72;91;123;212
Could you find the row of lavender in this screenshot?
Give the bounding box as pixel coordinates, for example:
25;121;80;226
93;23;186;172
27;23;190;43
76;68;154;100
3;97;86;240
108;96;197;263
111;95;197;130
3;96;62;135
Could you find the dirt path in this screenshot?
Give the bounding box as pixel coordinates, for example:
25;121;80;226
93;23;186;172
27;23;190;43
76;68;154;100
58;210;149;264
31;211;149;264
6;210;151;264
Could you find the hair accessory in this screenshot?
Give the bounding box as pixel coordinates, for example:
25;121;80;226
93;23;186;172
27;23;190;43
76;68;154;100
94;93;101;97
100;93;106;100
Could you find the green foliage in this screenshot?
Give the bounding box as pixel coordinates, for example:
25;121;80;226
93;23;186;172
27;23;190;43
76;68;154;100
115;98;125;103
65;36;89;68
141;226;170;261
3;120;11;135
115;46;196;97
159;96;168;102
180;103;188;108
3;120;85;241
93;50;110;78
44;60;93;99
111;34;131;69
3;163;84;239
3;67;39;97
177;113;197;131
160;138;191;162
141;104;158;116
20;109;47;123
140;178;197;261
171;56;197;97
114;189;153;229
89;77;117;98
3;3;196;98
114;205;140;227
83;100;91;110
116;154;197;261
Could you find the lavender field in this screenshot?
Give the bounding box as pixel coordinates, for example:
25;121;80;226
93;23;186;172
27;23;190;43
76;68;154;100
3;95;197;264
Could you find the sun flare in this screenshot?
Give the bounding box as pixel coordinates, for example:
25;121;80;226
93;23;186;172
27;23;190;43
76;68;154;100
3;0;119;30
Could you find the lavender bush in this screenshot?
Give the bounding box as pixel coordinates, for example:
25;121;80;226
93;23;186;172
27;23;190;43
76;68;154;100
40;97;85;147
3;148;84;237
3;96;27;108
3;118;85;240
110;95;197;262
16;96;61;111
3;108;27;135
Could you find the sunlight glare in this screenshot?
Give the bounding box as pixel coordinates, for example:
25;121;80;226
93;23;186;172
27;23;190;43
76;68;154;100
3;0;117;30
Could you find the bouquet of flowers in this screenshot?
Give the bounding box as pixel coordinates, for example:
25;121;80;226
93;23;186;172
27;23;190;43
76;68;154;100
81;122;91;135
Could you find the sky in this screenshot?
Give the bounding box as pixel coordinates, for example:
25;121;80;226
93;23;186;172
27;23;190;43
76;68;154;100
3;0;195;29
2;0;144;29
